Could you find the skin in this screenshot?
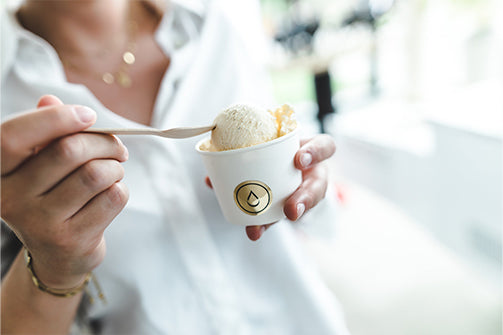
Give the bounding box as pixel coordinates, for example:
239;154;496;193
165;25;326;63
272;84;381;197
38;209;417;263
1;0;336;333
16;0;168;125
1;96;129;334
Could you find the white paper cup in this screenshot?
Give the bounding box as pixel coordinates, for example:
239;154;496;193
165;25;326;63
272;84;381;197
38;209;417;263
196;129;302;226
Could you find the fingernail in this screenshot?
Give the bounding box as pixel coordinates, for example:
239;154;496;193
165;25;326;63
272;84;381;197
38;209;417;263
300;153;312;168
296;203;305;219
74;106;96;123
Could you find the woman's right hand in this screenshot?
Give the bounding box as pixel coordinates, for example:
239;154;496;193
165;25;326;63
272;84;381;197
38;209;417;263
0;95;129;289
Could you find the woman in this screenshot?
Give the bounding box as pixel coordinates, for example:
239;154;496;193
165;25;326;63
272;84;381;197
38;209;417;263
1;0;349;334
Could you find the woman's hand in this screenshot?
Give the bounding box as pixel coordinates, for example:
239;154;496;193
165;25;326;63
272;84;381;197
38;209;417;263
245;134;336;241
1;95;129;289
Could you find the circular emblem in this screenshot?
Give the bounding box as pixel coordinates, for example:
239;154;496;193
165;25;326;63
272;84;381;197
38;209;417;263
234;180;272;215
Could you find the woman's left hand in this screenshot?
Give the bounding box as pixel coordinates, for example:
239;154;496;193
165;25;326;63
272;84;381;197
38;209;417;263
245;134;336;241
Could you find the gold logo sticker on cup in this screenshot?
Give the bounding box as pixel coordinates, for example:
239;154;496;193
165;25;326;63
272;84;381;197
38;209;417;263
234;180;272;215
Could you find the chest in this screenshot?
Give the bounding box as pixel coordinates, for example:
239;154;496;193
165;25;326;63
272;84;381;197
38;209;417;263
65;37;170;126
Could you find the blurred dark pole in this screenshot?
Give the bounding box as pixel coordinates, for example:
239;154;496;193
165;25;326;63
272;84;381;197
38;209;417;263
314;70;335;133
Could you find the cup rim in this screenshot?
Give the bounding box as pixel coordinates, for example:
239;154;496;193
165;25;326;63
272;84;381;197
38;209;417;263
195;127;299;155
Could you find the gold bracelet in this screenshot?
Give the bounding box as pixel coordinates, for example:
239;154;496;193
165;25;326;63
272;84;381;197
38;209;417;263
23;247;91;298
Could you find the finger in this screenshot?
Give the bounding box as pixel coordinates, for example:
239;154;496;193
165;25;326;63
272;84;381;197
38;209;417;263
68;181;129;236
294;134;336;170
37;94;63;108
41;159;125;221
1;103;96;175
246;223;274;241
30;96;65;155
205;176;213;189
284;164;328;221
7;133;128;196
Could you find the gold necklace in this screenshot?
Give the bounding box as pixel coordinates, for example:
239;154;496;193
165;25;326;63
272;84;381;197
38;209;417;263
60;21;138;88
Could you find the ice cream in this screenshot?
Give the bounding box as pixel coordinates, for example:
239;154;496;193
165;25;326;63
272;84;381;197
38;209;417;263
201;104;297;152
270;104;297;137
195;103;301;225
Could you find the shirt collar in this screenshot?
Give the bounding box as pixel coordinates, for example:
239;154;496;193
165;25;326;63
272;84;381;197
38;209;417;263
170;0;207;18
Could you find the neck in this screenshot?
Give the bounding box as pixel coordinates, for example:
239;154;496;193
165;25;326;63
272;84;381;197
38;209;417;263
18;0;142;57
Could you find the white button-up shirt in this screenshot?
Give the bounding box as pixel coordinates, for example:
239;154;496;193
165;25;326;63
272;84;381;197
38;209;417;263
1;1;349;334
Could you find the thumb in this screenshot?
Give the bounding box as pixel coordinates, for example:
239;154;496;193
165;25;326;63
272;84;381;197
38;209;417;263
37;95;64;108
1;99;96;175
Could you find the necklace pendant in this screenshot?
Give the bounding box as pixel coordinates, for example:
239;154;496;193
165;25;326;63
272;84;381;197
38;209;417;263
123;51;136;65
102;72;115;85
117;71;132;88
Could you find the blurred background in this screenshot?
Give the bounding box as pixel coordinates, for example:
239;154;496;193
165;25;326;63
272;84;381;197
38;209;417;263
258;0;502;334
2;0;499;333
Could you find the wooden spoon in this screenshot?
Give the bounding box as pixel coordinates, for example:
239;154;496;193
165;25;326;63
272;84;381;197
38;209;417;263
83;124;216;139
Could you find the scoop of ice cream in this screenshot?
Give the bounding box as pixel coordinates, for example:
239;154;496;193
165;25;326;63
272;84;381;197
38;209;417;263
200;103;298;152
210;104;278;151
